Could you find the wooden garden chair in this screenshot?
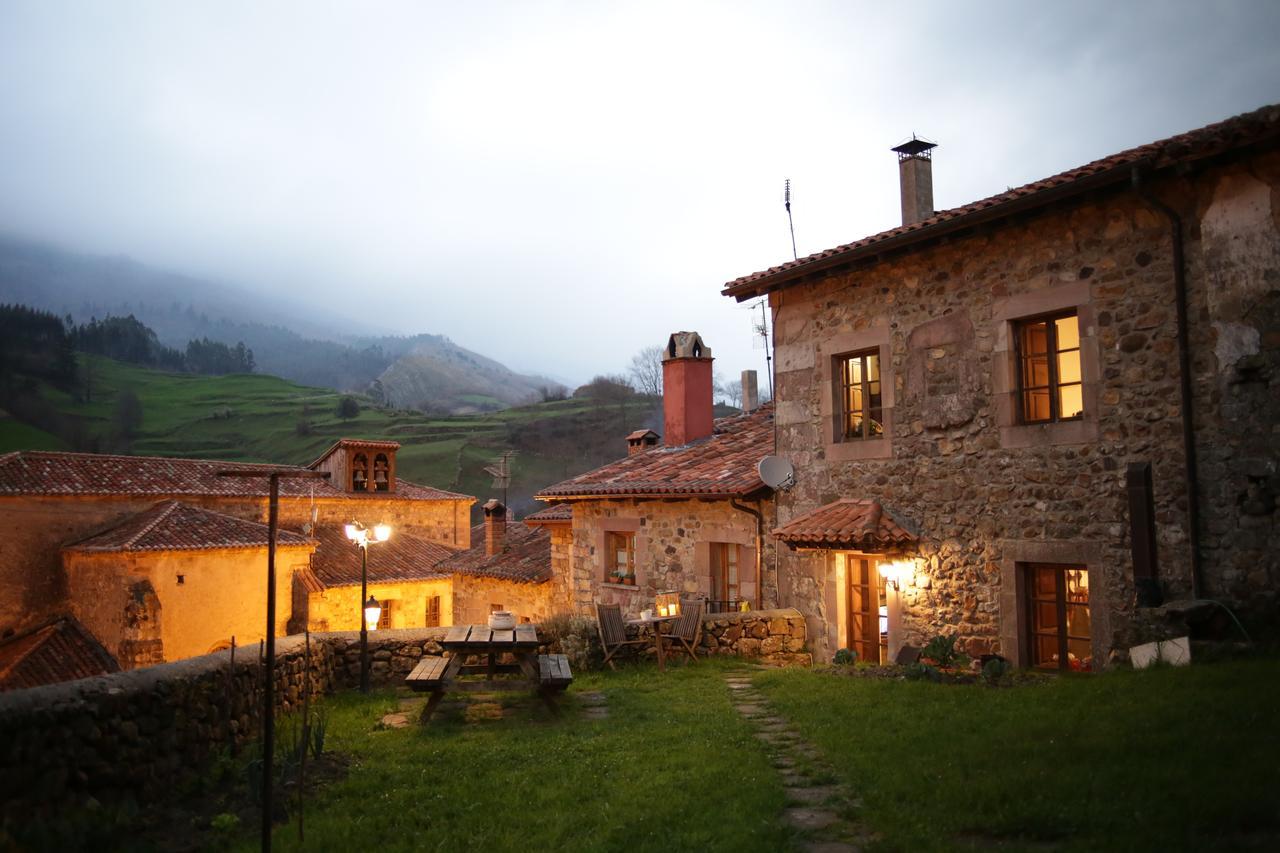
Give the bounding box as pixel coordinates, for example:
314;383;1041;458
658;598;704;664
596;603;646;670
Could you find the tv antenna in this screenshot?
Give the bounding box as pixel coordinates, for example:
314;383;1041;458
752;300;774;401
784;178;797;260
484;450;516;509
757;455;795;491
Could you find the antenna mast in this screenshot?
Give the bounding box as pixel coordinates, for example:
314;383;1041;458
784;178;797;260
753;300;774;401
484;450;516;510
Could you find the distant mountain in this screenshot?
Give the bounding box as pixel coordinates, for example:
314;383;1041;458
374;335;552;413
0;234;561;413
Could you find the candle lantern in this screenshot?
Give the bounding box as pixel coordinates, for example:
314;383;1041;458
656;590;681;618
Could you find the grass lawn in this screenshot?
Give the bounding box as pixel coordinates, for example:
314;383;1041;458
754;657;1280;852
239;660;793;852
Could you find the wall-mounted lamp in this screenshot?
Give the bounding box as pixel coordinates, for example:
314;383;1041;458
879;560;914;591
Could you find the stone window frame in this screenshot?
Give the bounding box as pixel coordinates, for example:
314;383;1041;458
817;326;895;461
597;517;646;591
998;538;1107;669
692;522;758;606
993;281;1100;448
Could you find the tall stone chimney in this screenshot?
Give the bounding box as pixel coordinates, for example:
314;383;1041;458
741;370;759;413
483;499;506;556
891;136;937;225
662;331;714;447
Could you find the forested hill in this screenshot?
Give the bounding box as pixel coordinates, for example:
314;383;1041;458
0;235;557;411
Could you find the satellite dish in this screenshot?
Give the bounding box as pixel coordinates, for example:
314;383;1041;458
757;456;795;491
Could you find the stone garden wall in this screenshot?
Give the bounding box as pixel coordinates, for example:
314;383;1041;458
0;616;809;820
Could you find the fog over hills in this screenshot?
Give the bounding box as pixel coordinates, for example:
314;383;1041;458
0;234;559;412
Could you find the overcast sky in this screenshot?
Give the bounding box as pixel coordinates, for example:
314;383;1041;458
2;1;1278;386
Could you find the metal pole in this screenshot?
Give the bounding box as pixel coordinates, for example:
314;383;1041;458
263;472;279;853
360;543;370;693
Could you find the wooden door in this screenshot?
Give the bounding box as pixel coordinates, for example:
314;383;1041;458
845;556;881;663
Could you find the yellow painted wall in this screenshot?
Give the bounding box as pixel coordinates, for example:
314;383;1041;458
305;578;454;631
63;545;310;663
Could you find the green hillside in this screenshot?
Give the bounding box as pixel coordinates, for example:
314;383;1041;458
1;355;662;519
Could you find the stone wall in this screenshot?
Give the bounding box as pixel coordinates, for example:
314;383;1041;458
304;578;454;633
0;613;809;820
768;153;1280;664
450;575;554;626
567;498;778;619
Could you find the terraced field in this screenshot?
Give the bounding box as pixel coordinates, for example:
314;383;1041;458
0;356;661;518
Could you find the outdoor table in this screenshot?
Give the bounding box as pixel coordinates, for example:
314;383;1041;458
405;624;572;720
627;615;679;672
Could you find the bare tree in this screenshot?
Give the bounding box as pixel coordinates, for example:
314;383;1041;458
627;345;664;397
715;374;743;409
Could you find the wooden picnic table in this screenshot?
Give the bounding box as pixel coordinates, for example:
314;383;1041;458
627;615;679;672
405;624;572;721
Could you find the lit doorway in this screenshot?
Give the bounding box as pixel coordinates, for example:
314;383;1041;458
837;553;888;664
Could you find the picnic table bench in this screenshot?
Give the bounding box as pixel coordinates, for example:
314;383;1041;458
405;624;572;721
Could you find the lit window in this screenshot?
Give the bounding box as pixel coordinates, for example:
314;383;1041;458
836;350;884;441
1015;313;1082;423
378;598;398;629
425;595;441;628
606;531;635;584
1027;564;1091;672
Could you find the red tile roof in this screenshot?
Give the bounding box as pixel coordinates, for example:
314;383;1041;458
773;499;917;552
0;616;119;692
0;450;470;502
308;525;453;588
724;104;1280;300
524;503;572;524
65;500;313;553
436;522;552;583
535;406;774;500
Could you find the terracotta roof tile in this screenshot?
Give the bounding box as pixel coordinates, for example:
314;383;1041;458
0;449;470;502
524;503;572;524
773;499;917;551
65;501;312;553
436;523;551;583
724;104;1280;299
0;616;119;691
535;406;774;500
307;438;402;469
308;525;453;588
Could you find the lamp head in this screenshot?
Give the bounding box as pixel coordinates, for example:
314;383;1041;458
364;595;381;630
373;523;392;543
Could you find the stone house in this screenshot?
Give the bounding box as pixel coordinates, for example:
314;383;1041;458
721;105;1280;668
535;332;779;618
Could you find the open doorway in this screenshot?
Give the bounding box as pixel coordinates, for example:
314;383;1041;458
836;553;887;664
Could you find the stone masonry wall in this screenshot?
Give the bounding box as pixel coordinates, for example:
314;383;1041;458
770;154;1279;664
0;613;810;821
567;498;778;619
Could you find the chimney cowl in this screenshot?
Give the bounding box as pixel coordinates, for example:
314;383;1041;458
626;428;660;456
661;331;715;447
891;135;937;226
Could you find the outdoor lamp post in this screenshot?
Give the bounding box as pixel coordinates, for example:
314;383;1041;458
364;595;382;631
345;520;392;692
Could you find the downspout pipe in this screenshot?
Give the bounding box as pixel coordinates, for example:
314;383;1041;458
1131;166;1204;599
730;498;766;611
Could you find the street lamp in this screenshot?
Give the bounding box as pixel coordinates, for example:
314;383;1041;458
345;520;392;692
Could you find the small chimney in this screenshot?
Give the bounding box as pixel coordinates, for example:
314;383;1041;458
483;499;506;556
891;136;937;226
662;331;714;447
626;429;660;456
741;370;759;413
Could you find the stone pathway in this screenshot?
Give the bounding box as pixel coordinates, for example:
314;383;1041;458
578;690;609;720
724;672;875;852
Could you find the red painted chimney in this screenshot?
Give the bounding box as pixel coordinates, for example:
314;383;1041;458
662;331;714;447
483;499;506;556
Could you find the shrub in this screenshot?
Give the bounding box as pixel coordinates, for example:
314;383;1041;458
921;634;969;669
903;661;941;682
539;612;603;671
295;418;313;436
833;647;858;666
982;656;1012;685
